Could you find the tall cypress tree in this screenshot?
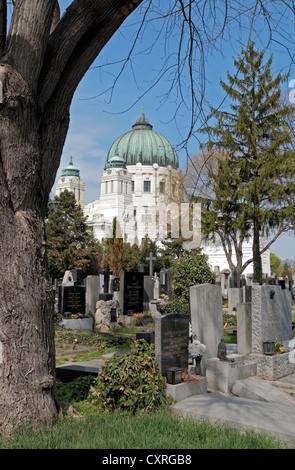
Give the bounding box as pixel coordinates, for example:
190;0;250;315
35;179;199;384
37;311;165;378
199;43;295;284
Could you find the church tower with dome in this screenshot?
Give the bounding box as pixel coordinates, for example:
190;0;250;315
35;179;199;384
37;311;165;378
55;156;85;208
83;109;183;244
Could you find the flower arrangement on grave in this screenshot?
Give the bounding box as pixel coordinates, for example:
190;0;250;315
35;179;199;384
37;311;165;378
188;339;206;360
274;338;284;353
70;312;88;319
160;294;168;301
188;339;206;375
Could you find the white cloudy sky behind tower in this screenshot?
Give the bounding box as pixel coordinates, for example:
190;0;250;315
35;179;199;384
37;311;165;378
52;1;295;261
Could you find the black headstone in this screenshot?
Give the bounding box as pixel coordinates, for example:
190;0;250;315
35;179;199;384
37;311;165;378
102;265;111;293
230;270;238;288
61;285;86;316
110;307;117;323
155;313;189;378
120;271;144;315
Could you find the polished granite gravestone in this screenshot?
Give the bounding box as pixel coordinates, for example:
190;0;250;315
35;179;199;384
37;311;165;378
120;271;144;316
155;313;189;378
62;285;86;317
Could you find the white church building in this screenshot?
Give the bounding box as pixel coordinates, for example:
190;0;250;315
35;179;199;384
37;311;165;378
56;110;271;276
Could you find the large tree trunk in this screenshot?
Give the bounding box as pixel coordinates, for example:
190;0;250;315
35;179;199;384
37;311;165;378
0;63;70;434
0;209;59;434
252;217;262;285
0;0;143;436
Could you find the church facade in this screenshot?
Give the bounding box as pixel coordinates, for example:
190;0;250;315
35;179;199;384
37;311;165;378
56;110;271;276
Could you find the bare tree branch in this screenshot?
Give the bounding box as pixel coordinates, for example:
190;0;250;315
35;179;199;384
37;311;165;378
39;0;144;108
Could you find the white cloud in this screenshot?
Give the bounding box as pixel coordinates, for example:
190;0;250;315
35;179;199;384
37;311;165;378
51;114;116;203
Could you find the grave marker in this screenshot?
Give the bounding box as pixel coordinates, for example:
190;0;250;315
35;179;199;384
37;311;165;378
146;252;156;276
99;265;113;301
155;313;189;377
62;285;86;316
120;271;144;315
86;275;100;317
189;283;223;370
251;284;292;354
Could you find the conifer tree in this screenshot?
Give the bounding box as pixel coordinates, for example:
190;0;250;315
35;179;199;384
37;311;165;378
199;43;295;284
46;190;102;281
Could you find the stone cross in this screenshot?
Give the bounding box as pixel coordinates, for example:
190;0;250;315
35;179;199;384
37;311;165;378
146;252;156;276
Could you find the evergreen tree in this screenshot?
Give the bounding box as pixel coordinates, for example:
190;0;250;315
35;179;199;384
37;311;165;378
270;253;281;275
122;242;141;271
199;43;295;284
110;237;123;276
46;190;102;281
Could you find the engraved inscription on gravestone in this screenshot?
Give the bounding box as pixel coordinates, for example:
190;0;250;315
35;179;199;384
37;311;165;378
155;313;189;377
120;271;144;315
252;285;292;354
62;285;86;316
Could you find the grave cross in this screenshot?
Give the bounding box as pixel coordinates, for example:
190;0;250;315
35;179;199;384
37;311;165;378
102;265;112;293
146;252;156;277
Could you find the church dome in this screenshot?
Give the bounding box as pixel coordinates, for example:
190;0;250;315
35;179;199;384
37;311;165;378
61;156;80;177
105;110;179;169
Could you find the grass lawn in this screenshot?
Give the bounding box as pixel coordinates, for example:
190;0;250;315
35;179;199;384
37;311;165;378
0;404;287;449
0;325;288;450
1;322;288;449
55;326;133;365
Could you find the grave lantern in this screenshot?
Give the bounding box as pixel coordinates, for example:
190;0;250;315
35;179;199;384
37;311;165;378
166;367;182;385
136;330;154;344
263;341;275;355
217;338;227;361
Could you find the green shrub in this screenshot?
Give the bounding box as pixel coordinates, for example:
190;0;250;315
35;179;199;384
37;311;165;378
160;253;214;315
57;375;96;402
160;298;190;315
172;253;214;303
88;340;171;413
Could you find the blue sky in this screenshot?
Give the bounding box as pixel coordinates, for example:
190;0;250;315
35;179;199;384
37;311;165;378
53;1;295;261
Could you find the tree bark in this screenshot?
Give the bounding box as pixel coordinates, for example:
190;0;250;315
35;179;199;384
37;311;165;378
252;217;263;284
0;0;143;436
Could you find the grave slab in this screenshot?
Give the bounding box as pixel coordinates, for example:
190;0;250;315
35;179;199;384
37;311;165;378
59;318;93;330
232;376;295;406
206;357;257;394
166;378;207;402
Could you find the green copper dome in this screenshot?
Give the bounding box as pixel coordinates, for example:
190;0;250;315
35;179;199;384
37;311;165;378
105;111;179;169
61;157;80;177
